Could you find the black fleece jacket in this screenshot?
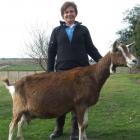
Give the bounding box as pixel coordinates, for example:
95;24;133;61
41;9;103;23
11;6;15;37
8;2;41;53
47;21;102;71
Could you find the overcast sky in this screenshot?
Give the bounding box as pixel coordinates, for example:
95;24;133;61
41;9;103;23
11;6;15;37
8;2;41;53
0;0;139;58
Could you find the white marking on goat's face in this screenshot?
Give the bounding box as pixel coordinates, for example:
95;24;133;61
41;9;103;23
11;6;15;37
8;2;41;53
118;45;137;68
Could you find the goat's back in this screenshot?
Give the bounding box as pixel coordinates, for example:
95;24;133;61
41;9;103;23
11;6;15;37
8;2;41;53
14;68;92;118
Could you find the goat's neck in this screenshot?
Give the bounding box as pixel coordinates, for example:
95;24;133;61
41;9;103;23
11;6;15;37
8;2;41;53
92;52;112;89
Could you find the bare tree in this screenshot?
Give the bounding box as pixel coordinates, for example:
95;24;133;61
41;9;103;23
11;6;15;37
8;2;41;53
25;28;50;71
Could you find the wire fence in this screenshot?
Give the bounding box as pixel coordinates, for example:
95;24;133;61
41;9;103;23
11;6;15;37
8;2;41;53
0;71;43;83
0;67;139;84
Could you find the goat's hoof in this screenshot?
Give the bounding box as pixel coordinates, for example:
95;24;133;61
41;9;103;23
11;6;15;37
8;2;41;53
49;128;63;139
70;136;79;140
16;136;24;140
49;131;63;139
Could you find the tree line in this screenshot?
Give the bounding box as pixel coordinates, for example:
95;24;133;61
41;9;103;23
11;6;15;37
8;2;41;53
117;4;140;60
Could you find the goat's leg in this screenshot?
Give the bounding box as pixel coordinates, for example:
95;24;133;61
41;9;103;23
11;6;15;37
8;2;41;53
8;121;14;140
82;109;88;140
78;128;87;140
76;107;88;140
17;114;26;140
8;117;19;140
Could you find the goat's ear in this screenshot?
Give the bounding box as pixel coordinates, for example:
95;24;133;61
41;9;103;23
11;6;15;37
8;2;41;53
112;40;120;52
126;42;135;49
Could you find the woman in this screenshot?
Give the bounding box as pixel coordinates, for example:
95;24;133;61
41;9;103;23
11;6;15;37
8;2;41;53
47;1;102;140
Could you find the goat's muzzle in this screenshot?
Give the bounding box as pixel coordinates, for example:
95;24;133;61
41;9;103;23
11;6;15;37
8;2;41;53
127;58;138;68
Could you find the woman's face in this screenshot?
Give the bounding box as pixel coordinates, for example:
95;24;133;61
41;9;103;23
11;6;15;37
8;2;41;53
63;6;77;26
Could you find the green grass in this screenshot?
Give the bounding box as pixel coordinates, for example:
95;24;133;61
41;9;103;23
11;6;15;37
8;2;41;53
0;64;43;71
0;73;140;140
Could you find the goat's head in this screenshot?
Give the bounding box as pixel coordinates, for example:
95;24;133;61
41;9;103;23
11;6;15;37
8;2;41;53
110;40;138;73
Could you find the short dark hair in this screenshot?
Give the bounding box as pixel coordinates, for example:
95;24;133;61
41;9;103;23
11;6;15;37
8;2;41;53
61;1;78;17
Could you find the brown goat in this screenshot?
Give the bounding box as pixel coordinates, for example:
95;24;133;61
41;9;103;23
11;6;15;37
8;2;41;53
3;41;138;140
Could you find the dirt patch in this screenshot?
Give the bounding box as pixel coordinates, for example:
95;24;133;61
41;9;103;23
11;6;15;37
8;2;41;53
136;79;140;84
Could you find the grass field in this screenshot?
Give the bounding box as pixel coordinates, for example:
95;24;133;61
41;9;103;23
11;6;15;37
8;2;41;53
0;73;140;140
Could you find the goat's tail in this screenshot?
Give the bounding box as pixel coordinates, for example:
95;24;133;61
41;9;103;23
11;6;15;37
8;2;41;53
2;78;10;86
2;78;15;96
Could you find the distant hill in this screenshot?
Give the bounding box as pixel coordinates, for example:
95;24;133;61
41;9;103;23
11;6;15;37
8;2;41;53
0;58;36;66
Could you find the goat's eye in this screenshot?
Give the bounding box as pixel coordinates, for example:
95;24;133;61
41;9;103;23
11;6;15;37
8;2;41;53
128;47;133;53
